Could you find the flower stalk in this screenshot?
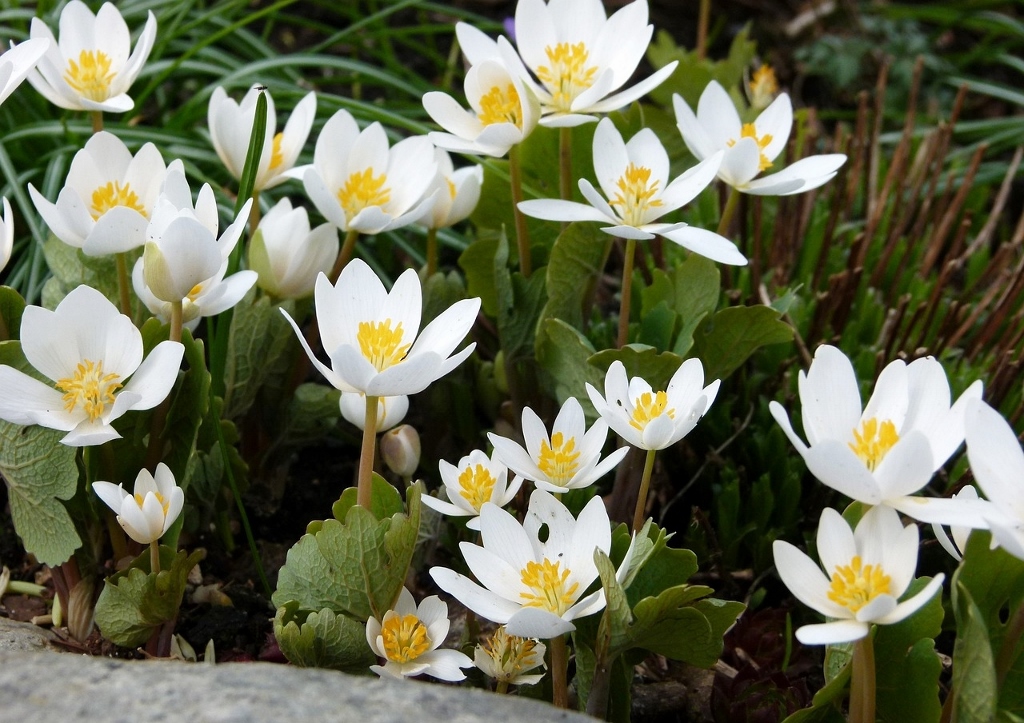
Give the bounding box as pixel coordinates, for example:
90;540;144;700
90;110;103;134
150;540;160;574
717;186;740;238
169;299;183;343
559;127;572;201
426;227;439;277
509;144;532;277
332;229;360;282
617;237;637;348
850;634;877;723
632;448;657;533
115;252;132;316
357;394;381;508
551;633;569;709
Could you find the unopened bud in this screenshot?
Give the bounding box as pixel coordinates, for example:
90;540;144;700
67;577;96;643
380;424;421;478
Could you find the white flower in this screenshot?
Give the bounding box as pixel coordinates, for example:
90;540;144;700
92;464;184;545
488;396;627;494
366;587;473;681
773;506;944;645
0;285;183;446
965;399;1024;560
587;358;720;451
430;489;633;639
422;449;523;529
24;1;156;113
302;109;437;234
423;149;483;229
475;626;546;686
0;198;13;273
931;486;979;561
424;55;540;158
674;81;846;195
338;391;408;433
28;132;169;256
248;198;338;300
769;345;993;527
281;259;480;397
456;0;678;127
208;85;316;191
0;38;50;107
518;118;745;265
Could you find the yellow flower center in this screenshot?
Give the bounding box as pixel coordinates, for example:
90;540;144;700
519;559;579;616
478;83;523;129
337;168;391;222
357;319;411;372
749;65;778;108
727;123;774;172
483;627;542;682
629;391;675;432
827;555;892;613
609;163;664;226
380;613;431;664
458;463;497;511
90;181;146;221
535;42;598;112
133;490;170;516
267;132;285;171
537;432;581;485
64;50;116;102
55;359;122;422
849;418;899;472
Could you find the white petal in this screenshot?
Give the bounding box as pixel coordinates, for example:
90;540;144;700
795;620;869;645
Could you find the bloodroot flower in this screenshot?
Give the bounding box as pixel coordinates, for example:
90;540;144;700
92;464;184;545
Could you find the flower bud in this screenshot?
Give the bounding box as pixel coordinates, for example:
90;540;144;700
380;424;421;478
67;577;96;643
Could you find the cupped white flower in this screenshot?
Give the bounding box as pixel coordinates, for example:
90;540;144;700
518;118;745;265
674;81;847;195
0;38;50;107
249;198;338;300
423;149;483;229
768;344;993;527
281;259;480;398
302;109;437;234
965;399;1024;560
338;391;408;433
488;396;627;494
773;505;944;645
132;256;256;333
208;85;316;191
424;55;540;158
92;463;184;545
29;133;169;256
366;587;473;681
422;448;523;529
24;1;156;113
0;197;13;273
431;489;633;639
475;626;546;686
587;358;720;451
0;285;183;446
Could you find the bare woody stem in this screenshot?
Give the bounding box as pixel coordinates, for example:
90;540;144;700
559;127;573;201
551;633;569;709
115;253;132;317
508;144;532;277
632;448;657;533
357;395;380;509
849;634;877;723
331;229;360;283
617;237;637;348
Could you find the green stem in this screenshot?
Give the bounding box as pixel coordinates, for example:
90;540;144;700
426;227;438;277
169;299;183;343
508;144;532;278
248;190;261;240
90;111;103;134
617;237;637;348
496;680;509;695
850;634;877;723
559;127;573;201
996;601;1024;687
551;633;569;709
632;448;657;533
717;186;741;238
357;395;380;509
150;541;161;574
115;253;132;317
331;229;360;283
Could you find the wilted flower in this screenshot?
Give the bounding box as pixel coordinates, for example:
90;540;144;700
0;285;183;446
674;80;846;195
422;449;523;529
92;464;184;545
338;391;409;433
0;198;13;273
0;38;50;107
423;149;483;229
366;587;473;681
248;198;338;300
965;399;1024;560
24;1;156;113
208;85;316;191
773;506;944;645
475;626;546;686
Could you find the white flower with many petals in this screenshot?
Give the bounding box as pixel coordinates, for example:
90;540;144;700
965;399;1024;561
769;345;993;527
24;1;156;113
338;391;408;433
208;85;316;191
422;449;523;529
431;489;632;639
0;38;50;107
674;81;846;195
248;198;338;300
29;133;169;256
301;109;437;234
457;0;677;127
423;149;483;229
518;118;745;265
587;359;720;451
282;259;480;397
488;396;627;494
773;506;944;645
366;587;473;681
0;198;13;273
92;464;184;545
0;285;183;446
475;626;546;686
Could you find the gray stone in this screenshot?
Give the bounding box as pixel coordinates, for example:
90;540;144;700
0;647;594;722
0;618;57;653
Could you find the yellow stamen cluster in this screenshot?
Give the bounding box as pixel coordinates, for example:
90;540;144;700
134;491;170;517
90;181;146;221
337;168;391;221
55;359;122;422
267;132;285;171
482;627;542;683
536;42;598;112
727;123;774;172
849;418;899;472
537;432;581;485
478;83;523;129
458;463;497;511
380;613;431;663
64;50;116;102
827;555;892;613
609;163;664;226
519;559;578;616
357;319;411;372
629;391;675;432
748;65;778;109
